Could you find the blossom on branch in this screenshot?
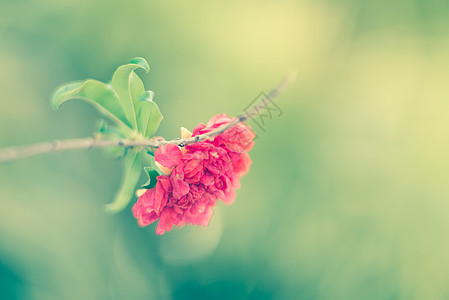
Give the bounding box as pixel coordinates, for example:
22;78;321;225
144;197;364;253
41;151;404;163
132;114;255;235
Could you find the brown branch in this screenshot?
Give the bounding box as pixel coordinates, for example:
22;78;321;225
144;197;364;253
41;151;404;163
0;72;296;163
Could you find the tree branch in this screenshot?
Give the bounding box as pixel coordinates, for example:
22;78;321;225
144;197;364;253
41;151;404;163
0;73;296;163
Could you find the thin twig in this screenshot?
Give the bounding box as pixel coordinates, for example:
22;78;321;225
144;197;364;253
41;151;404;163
0;73;296;163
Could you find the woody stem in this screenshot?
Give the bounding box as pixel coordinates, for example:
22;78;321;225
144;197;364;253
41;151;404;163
0;72;295;163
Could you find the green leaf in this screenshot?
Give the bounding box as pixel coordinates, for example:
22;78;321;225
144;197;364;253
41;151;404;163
111;57;150;129
52;80;84;101
96;119;107;133
141;166;160;189
139;91;163;137
52;79;132;129
105;151;142;213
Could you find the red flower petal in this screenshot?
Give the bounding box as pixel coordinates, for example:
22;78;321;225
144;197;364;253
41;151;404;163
155;144;183;168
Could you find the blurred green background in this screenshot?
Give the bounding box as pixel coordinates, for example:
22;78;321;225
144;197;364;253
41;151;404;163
1;0;449;299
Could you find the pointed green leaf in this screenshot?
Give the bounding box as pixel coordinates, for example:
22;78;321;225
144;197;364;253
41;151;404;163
129;57;150;70
52;80;84;102
52;79;132;129
139;91;163;137
105;151;141;213
111;57;150;129
141;166;160;189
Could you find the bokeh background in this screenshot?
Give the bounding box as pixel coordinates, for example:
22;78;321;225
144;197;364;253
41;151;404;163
1;0;449;299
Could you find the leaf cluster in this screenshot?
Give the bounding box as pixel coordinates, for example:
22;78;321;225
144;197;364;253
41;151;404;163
52;58;163;212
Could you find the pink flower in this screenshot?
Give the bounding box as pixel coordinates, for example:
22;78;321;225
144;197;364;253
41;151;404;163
193;113;256;152
132;114;255;235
